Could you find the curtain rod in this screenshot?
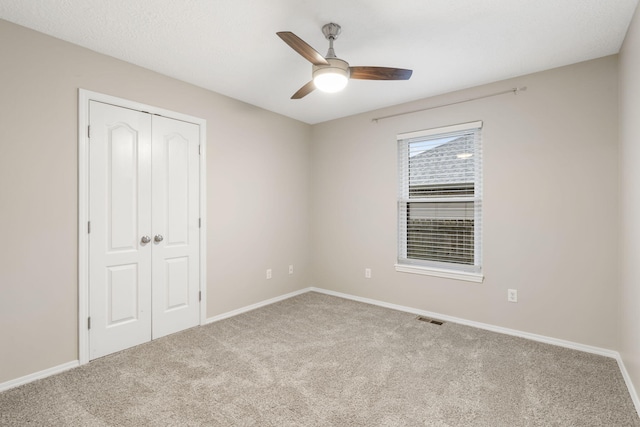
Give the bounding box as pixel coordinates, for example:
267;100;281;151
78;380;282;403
371;86;527;123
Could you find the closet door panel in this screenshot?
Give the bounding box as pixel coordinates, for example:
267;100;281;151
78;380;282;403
151;116;200;339
89;101;153;360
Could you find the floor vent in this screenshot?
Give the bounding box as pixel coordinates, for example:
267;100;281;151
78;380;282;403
417;316;444;325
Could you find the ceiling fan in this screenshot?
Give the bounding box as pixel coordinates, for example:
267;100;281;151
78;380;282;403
277;23;413;99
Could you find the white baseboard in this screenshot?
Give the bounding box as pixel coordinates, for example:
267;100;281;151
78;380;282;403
310;287;617;357
616;354;640;417
205;287;312;324
0;360;79;393
309;286;639;416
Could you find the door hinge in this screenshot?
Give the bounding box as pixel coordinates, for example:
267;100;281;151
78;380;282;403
199;291;202;302
198;218;201;228
198;145;201;155
87;125;90;138
87;221;91;233
88;317;91;330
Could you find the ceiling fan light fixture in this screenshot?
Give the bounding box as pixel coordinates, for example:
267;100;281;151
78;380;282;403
313;58;350;93
313;70;348;93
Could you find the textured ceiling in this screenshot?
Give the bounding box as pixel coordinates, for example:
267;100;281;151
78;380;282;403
1;0;638;124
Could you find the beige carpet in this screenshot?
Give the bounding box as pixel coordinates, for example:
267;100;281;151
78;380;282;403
1;292;638;426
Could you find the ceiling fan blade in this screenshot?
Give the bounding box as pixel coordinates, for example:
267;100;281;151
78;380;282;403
291;81;316;99
277;32;330;66
349;66;413;80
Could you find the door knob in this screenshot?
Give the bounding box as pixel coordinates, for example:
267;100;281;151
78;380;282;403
141;236;151;244
154;234;164;243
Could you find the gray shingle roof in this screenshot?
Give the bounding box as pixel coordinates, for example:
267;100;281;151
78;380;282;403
409;136;475;186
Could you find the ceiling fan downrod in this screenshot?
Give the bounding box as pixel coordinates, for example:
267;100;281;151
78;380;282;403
322;23;341;59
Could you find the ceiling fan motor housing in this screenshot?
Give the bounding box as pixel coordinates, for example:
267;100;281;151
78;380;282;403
313;57;349;77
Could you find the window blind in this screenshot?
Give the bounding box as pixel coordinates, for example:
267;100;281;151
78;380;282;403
397;121;482;273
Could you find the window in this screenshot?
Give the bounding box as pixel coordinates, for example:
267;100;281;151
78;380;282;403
396;121;483;282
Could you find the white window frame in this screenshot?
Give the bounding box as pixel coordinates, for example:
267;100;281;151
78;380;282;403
395;121;483;283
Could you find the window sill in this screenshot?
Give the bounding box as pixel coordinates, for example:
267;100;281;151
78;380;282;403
394;264;484;283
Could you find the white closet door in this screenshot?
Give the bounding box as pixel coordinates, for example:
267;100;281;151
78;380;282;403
151;116;200;339
89;101;153;359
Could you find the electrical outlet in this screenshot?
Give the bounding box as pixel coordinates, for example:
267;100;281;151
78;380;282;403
289;265;294;274
365;268;371;279
266;269;272;280
507;289;518;303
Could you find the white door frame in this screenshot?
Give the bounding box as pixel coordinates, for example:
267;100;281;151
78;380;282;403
78;89;207;365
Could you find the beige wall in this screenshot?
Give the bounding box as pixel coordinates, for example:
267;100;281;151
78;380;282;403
311;56;620;349
620;2;640;404
0;19;312;383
